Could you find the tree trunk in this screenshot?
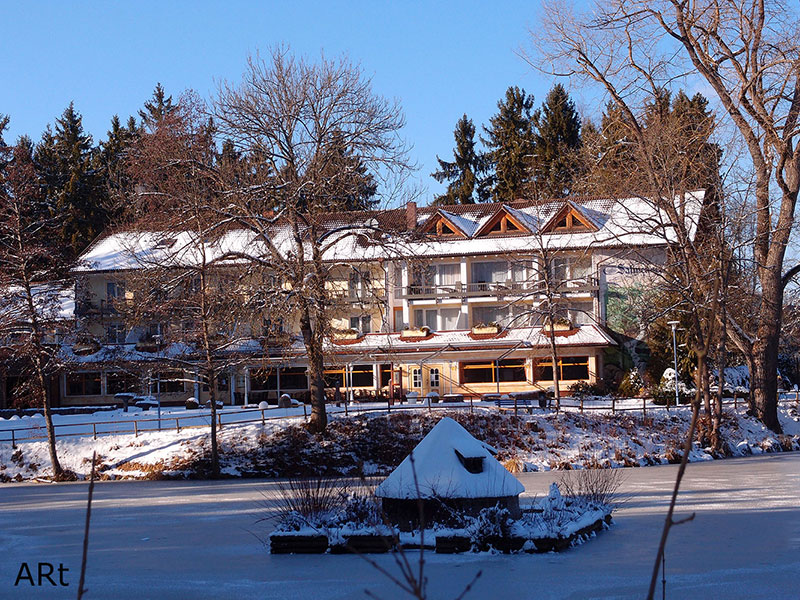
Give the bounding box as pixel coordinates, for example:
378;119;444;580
35;358;63;478
207;364;220;479
301;308;328;433
752;270;783;432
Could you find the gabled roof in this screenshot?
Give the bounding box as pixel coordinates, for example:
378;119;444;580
375;417;524;499
540;200;600;234
472;204;534;237
419;209;474;238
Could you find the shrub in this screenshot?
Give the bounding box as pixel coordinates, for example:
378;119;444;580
558;467;626;508
469;505;512;550
617;369;644;397
569;381;607;397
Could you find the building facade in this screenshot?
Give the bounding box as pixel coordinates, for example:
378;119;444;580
45;193;703;407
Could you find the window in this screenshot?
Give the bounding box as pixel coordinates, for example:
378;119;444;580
471;261;508;285
414;308;438;330
348;270;370;299
548;256;593;285
429;368;440;388
570;302;594;325
349;315;371;334
411;368;422;388
380;364;392;387
66;372;102;396
281;367;308;389
217;374;229;392
472;304;532;328
157;371;185;393
461;360;527;384
536;356;590;381
105;323;126;344
106;372;138;395
324;365;373;388
146;323;163;338
440;308;461;330
437;263;461;286
106;281;125;300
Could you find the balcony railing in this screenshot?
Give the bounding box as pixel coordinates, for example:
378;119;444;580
399;277;599;300
327;287;387;303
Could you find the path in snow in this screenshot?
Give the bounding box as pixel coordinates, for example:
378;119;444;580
0;453;798;599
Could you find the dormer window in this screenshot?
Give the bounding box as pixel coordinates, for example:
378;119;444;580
541;203;598;234
474;207;531;237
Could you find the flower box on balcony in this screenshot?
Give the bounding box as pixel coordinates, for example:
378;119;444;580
333;328;361;341
400;326;430;339
542;317;573;332
471;323;500;336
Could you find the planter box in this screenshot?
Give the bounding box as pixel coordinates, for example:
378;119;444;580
435;535;472;554
269;534;329;554
471;325;500;335
331;534;395;554
400;327;430;339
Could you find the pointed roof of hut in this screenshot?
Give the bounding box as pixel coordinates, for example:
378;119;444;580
375;417;524;500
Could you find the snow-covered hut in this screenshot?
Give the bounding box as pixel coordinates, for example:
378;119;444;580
375;417;524;529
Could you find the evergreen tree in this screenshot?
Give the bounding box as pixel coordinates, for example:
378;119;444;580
482;86;536;202
34;103;107;256
97;114;140;223
531;84;582;198
315;131;378;211
431;114;489;204
139;83;176;130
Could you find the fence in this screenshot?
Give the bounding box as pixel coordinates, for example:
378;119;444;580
2;391;799;448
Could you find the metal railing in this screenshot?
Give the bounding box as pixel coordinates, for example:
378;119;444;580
400;278;599;299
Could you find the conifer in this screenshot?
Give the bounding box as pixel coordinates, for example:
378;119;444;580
431;114;489;204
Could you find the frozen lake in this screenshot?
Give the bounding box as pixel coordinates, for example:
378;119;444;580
1;453;798;599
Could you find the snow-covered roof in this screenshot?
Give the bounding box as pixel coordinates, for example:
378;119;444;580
74;192;706;272
375;417;524;499
0;282;75;323
325;324;616;354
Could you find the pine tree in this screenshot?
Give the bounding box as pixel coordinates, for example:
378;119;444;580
97;114;140;223
35;103;107;256
139;83;176;130
531;84;582;198
431;114;489;204
482;86;536;203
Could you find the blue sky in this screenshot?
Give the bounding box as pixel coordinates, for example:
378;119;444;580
1;0;581;203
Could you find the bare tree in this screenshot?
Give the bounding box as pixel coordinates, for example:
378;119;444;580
533;0;800;434
120;93;250;477
210;47;413;433
0;128;68;478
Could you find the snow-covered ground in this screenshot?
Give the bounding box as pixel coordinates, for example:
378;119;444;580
2;398;799;482
1;453;798;599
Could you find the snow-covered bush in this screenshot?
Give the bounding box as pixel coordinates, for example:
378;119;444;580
468;505;512;549
617;369;644;397
652;368;693;404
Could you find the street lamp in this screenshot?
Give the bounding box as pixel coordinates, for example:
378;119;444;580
666;321;680;411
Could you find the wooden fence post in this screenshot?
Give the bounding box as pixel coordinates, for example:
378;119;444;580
176;419;180;433
579;397;584;413
642;398;646;417
261;409;265;426
734;393;738;410
92;423;97;440
303;403;308;422
611;397;616;415
11;429;16;449
134;421;138;437
217;413;222;430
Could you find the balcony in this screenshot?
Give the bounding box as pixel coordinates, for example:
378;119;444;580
399;277;599;300
327;287;387;303
74;299;120;318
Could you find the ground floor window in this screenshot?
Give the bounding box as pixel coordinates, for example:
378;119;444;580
411;368;422;388
380;364;392;387
324;365;373;388
251;367;308;390
535;356;590;381
461;359;527;384
429;368;440;388
156;371;185;394
66;372;102;396
106;371;139;395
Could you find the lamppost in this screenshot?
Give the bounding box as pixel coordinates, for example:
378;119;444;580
667;321;680;411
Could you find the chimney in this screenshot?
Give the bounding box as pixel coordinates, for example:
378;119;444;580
406;201;417;231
